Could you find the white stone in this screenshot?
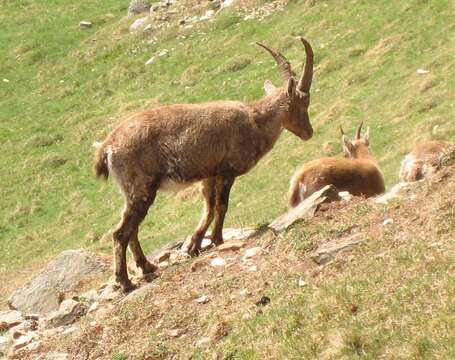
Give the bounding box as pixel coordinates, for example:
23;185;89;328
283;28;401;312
168;329;180;337
144;23;152;32
99;284;120;301
62;326;77;335
145;56;156;65
210;257;226;267
0;310;24;330
243;247;262;260
2;78;9;83
219;0;234;10
87;301;99;313
129;17;148;31
79;21;92;28
12;332;37;351
44;299;85;328
298;278;307;287
311;234;363;265
195;295;210;304
416;68;429;75
199;9;215;21
196;336;211;346
247;265;257;272
382;218;393;226
201;238;212;249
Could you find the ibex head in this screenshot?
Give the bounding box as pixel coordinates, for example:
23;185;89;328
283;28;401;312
340;122;371;159
257;37;314;140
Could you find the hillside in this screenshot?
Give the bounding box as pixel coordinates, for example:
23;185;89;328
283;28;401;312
0;0;454;357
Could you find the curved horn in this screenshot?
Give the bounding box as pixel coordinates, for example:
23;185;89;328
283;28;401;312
297;37;314;93
339;125;345;136
356;121;364;139
256;42;294;83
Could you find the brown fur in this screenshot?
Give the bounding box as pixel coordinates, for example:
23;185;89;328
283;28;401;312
288;124;385;207
94;38;315;291
399;140;452;182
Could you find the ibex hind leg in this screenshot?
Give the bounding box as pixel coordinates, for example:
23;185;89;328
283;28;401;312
112;179;158;292
188;177;216;257
211;176;235;246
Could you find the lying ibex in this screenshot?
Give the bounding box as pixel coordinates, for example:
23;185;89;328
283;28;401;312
95;38;315;291
399;140;452;182
288;122;385;207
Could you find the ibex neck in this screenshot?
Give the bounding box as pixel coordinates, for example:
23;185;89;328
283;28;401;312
246;89;289;158
355;148;377;163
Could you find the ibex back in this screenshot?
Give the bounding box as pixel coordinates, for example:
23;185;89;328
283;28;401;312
95;38;315;291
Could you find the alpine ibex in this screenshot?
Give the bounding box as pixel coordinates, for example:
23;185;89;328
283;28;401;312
288;122;385;207
95;38;315;291
399;140;452;182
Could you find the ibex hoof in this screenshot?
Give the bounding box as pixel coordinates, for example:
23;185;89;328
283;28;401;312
187;244;201;257
119;280;137;293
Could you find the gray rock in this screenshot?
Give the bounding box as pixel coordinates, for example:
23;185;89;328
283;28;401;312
0;335;9;356
12;331;38;351
9;250;108;315
269;185;340;232
79;21;92;28
311;234;363;265
129;17;148;31
0;310;23;331
8;320;37;339
128;0;151;16
44;299;86;329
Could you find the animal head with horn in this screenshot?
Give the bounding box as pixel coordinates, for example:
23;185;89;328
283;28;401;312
340;122;372;160
257;37;314;140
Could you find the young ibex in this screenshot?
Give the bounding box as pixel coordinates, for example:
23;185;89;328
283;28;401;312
95;38;315;291
399;140;452;182
288;122;385;207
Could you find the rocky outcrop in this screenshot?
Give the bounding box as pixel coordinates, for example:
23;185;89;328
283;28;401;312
9;250;109;315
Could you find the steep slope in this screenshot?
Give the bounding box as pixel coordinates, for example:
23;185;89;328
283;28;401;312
1;0;454;310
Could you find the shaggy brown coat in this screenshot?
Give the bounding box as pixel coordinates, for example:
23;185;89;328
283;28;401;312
288;123;385;207
95;38;315;291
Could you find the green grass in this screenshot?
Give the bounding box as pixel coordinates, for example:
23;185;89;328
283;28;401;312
1;0;454;283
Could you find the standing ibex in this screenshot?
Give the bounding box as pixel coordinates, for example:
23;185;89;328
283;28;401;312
399;140;452;182
288;123;385;207
95;38;315;291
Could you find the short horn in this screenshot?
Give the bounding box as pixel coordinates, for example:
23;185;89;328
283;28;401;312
297;37;314;92
356;121;364;139
256;42;294;83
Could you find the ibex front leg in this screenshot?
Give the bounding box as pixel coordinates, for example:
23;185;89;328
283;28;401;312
212;176;235;246
188;178;216;257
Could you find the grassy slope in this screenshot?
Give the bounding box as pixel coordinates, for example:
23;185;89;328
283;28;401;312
0;0;454;290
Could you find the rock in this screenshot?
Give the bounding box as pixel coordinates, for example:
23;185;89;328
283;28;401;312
0;310;23;331
269;185;340;232
255;296;270;306
416;68;429;75
79;21;92;28
201;238;212;250
62;326;77;335
311;234;363;265
144;23;153;32
129;17;148;31
382;218;393;226
338;191;353;201
87;301;99;313
9;250;108;315
243;247;262;260
196;337;211;346
8;320;37;339
145;56;156;65
43;353;70;360
12;332;37;351
210;257;226;267
247;265;257;272
374;182;412;205
298;278;307;287
0;335;9;355
167;329;180;337
218;241;245;251
44;299;86;328
169;250;190;264
157;49;169;57
219;0;235;11
128;0;151;16
99;284;121;302
2;78;9;83
79;289;98;305
195;295;210;304
199;10;215;21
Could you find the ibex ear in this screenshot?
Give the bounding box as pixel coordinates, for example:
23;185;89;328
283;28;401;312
263;80;276;96
364;126;370;145
342;135;354;157
286;77;296;97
